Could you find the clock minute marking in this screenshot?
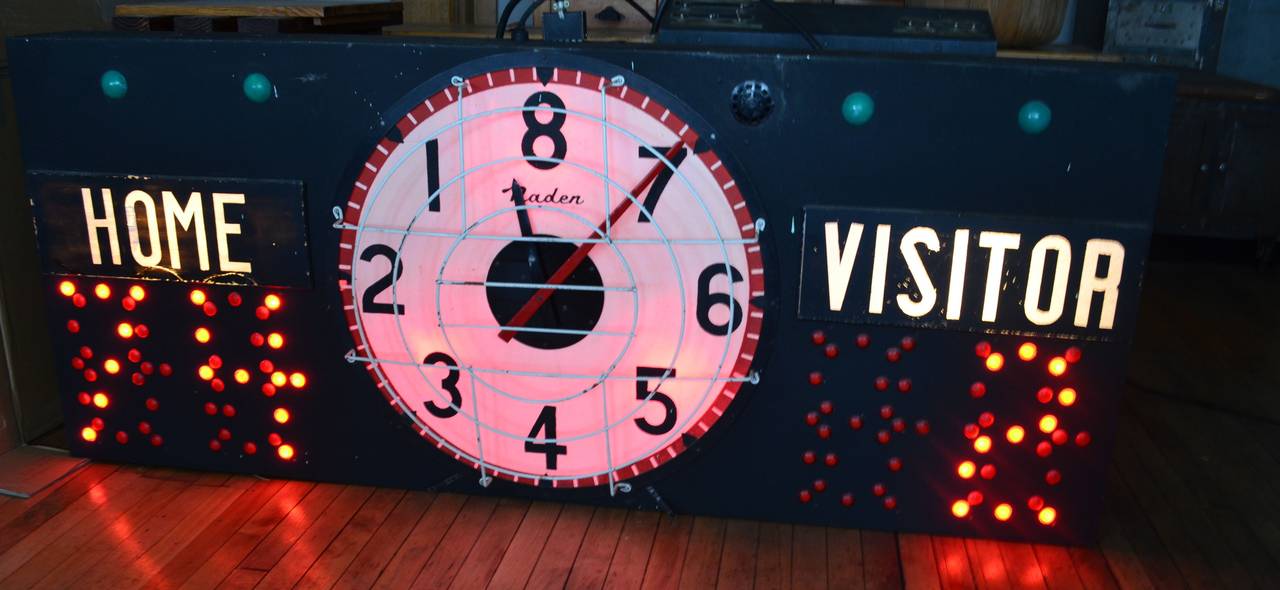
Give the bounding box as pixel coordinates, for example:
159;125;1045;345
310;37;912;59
498;142;686;342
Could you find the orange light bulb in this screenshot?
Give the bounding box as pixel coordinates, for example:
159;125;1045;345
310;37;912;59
59;281;76;297
973;435;992;454
994;503;1013;521
289;372;306;389
1038;506;1057;525
271;371;287;387
1048;356;1067;377
267;333;284;349
190;289;207;305
103;359;120;374
957;461;976;479
81;427;98;442
1017;342;1037;361
985;352;1005;372
198;365;215;381
951;500;971;518
1039;414;1059;433
94;283;111;299
116;322;133;339
1058;388;1077;407
233;369;251;384
195;327;211;343
1006;425;1026;444
92;392;109;408
273;408;290;424
277;444;295;460
129;285;146;301
264;294;282;311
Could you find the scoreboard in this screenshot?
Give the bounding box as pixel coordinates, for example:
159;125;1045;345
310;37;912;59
6;33;1174;544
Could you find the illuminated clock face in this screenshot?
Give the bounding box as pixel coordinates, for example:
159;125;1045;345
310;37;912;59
338;62;765;489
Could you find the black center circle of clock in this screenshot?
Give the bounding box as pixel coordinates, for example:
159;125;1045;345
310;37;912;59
484;235;604;350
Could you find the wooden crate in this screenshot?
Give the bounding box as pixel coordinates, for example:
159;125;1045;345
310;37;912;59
113;0;404;34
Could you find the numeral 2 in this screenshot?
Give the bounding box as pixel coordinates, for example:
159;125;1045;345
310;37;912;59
360;244;405;315
637;145;688;222
525;405;568;470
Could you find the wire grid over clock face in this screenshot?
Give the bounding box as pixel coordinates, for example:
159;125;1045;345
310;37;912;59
337;63;765;491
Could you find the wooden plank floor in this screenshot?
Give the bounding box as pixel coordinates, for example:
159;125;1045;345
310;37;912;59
2;260;1279;589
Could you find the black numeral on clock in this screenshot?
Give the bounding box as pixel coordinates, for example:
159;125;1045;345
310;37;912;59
360;244;405;315
525;405;568;470
635;367;678;435
636;145;688;222
522;92;567;170
422;352;461;418
425;138;441;212
696;264;744;335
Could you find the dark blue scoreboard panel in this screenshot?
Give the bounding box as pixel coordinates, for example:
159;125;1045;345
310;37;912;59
7;33;1173;544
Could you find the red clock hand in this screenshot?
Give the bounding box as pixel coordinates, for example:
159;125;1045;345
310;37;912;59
499;142;686;342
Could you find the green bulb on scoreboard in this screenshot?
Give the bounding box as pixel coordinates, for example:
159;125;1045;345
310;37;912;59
243;73;273;103
841;92;875;126
100;70;127;100
1018;100;1052;134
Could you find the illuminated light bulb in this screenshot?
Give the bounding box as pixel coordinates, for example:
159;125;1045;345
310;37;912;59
203;301;217;317
985;352;1005;372
145;398;158;411
103;359;121;374
67;320;80;333
121;297;136;311
969;382;986;398
190;289;207;305
1006;425;1026;444
91;417;104;431
115;431;128;444
59;281;76;297
244;442;257;455
1058;388;1077;406
957;461;976;479
117;322;133;338
1064;346;1082;363
973;435;992;454
277;444;295;460
72;293;86;308
249;332;265;347
273;408;290;424
963;423;979;439
975;341;991;358
267;333;284;349
129;285;146;301
208;355;223;369
234;369;250;384
150;434;163;447
158;363;171;376
268;433;282;447
1048;356;1068;377
289;372;306;389
83;369;98;382
978;412;994;428
135;324;149;339
138;421;152;435
994;503;1013;521
271;371;287;387
1038;506;1057;526
81;427;98;442
195;327;211;343
198;365;214;381
80;346;93;359
94;283;111;299
255;306;270;320
265;294;282;311
227;292;242;307
966;491;984;506
979;464;996;480
1017;342;1037;361
1039;414;1059;433
1075;431;1092;447
221;404;235;417
132;373;145;386
127;348;142;363
1037;387;1054;404
262;383;277;397
211;379;225;392
78;392;91;405
951;500;971;518
259;360;274;373
71;357;85;371
92;393;109;408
